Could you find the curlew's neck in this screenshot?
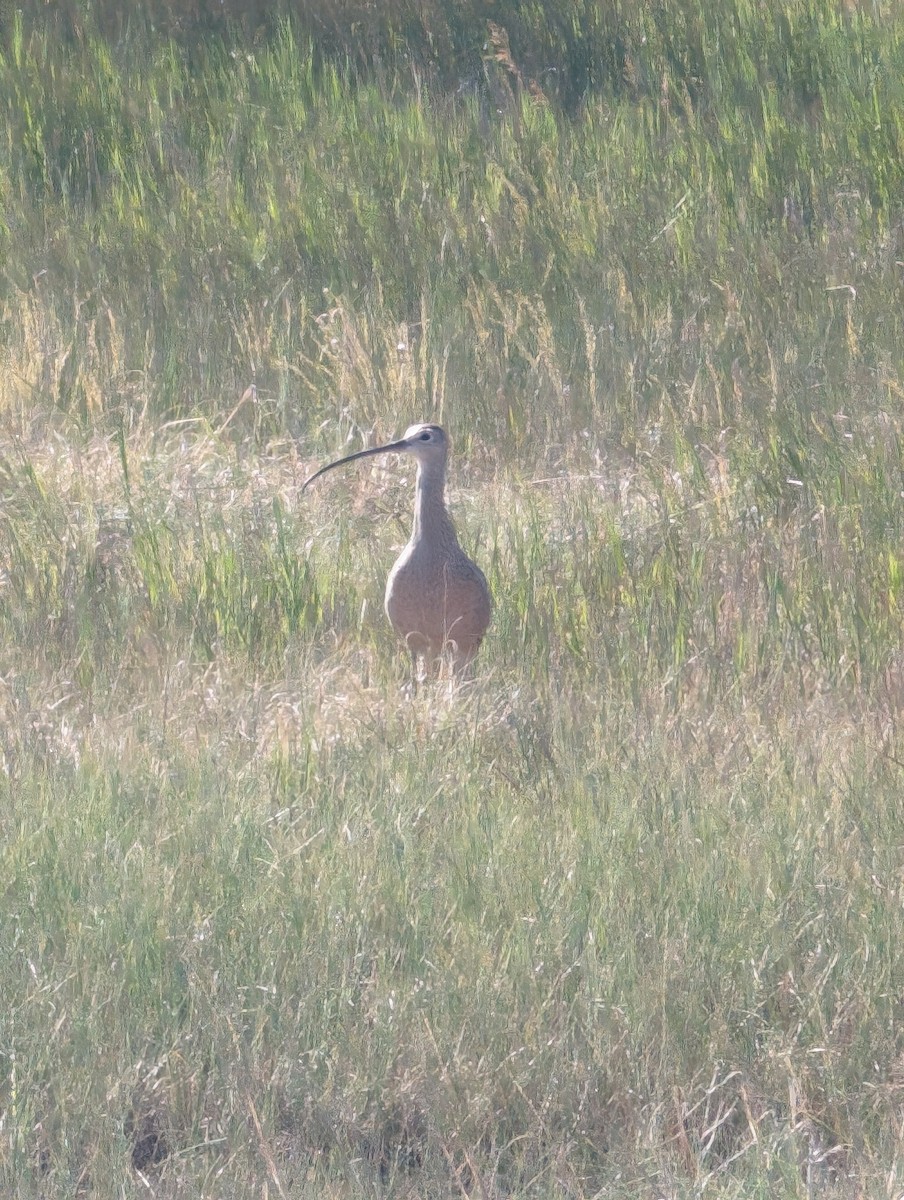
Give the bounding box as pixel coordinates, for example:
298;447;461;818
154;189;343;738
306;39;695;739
411;458;458;549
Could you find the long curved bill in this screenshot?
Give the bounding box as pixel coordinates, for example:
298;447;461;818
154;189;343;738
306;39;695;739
302;438;408;491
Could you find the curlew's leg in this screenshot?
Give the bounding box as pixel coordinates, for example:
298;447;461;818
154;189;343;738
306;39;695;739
404;639;432;694
446;639;480;681
409;647;420;694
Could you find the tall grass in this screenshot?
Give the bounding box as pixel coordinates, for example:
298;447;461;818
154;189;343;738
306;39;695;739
3;5;904;443
1;2;904;1195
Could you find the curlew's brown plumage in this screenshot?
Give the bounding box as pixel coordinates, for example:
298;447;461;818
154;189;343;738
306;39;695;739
302;424;492;672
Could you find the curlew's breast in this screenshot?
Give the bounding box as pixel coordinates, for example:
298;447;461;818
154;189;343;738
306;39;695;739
384;543;491;654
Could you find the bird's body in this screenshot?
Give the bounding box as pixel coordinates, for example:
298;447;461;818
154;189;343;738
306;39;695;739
303;424;491;672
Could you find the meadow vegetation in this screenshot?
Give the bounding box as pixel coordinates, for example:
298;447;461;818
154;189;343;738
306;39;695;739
1;1;904;1195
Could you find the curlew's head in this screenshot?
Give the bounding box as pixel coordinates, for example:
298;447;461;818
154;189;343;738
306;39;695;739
302;423;449;491
395;423;449;466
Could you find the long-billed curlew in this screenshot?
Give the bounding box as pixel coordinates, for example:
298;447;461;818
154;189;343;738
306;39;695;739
303;423;492;673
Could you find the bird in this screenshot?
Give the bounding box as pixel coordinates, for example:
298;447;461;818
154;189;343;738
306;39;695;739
302;423;492;674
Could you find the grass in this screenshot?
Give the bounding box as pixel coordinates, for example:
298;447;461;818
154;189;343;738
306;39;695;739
2;1;904;1195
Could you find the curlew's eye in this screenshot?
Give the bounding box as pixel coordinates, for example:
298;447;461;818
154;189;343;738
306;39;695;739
419;431;431;441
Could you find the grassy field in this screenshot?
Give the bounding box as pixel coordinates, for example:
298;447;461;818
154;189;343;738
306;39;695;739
2;1;904;1195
